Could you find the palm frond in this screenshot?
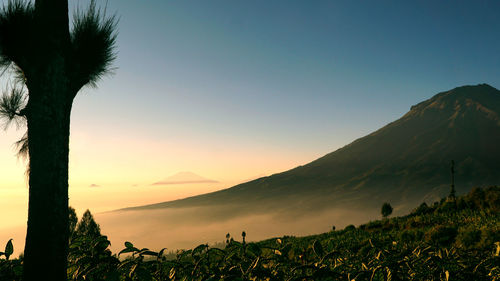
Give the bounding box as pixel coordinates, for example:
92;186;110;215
0;0;35;73
0;84;26;129
70;0;118;90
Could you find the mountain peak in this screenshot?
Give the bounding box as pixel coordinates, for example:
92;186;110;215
407;84;500;119
433;83;498;101
123;84;500;230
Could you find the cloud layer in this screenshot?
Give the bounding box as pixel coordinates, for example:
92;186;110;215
152;171;218;186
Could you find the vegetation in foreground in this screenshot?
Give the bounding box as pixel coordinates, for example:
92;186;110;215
0;186;498;280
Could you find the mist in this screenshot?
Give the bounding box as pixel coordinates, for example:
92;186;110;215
96;205;377;254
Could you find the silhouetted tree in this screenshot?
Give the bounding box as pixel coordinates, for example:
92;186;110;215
381;202;393;218
0;1;117;280
75;209;102;240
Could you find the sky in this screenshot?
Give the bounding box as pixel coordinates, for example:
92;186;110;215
1;0;500;230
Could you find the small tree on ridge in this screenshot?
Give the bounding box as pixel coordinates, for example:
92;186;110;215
381;202;393;218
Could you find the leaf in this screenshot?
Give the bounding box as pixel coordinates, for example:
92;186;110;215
370;266;382;281
124;241;134;248
128;264;138;278
247;243;262;256
313;240;324;257
386;267;392;281
139;250;158;256
5;239;13;260
246;257;260;273
192;244;208;255
207;247;226;256
94;237;111;250
158;248;167;258
118;247;139;256
169;267;176;279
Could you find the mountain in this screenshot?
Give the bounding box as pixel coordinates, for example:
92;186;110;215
121;84;500;216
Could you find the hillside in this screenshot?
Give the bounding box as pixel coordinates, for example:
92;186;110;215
4;186;499;280
124;84;500;215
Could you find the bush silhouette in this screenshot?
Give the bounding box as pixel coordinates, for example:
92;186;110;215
381;202;393;218
75;209;101;240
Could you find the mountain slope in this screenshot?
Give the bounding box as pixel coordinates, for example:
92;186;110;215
125;84;500;214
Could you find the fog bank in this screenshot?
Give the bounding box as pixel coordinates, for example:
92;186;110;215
96;206;377;253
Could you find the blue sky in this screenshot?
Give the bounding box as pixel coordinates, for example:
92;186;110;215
3;0;500;188
0;0;500;239
74;0;500;177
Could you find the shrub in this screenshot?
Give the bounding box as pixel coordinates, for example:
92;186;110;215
406;216;422;229
456;198;469;210
456;226;481;248
381;202;393;218
413;229;424;241
435;200;456;213
484;186;500;212
364;220;382;231
466;187;485;209
477;227;500;249
412;202;431;215
382;220;395;231
425;225;458;247
399;230;415;243
344;224;356;231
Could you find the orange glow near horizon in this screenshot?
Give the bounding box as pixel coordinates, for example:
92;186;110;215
0;126;325;230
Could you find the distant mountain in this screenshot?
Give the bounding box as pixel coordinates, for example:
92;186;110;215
151;172;218;185
124;84;500;216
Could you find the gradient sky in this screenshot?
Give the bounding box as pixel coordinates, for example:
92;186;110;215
1;0;500;227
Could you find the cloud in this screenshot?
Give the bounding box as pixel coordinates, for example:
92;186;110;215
151;171;218;186
89;184;101;188
152;180;218;185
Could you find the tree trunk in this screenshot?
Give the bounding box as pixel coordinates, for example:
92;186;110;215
23;61;73;281
21;1;72;280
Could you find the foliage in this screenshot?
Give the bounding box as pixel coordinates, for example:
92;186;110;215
0;0;35;73
456;226;481;248
381;202;393;218
70;0;118;88
69;206;78;241
68;235;120;281
425;225;458;247
0;84;25;129
75;209;102;240
0;187;499;280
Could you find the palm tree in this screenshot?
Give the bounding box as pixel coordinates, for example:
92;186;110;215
0;0;117;280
